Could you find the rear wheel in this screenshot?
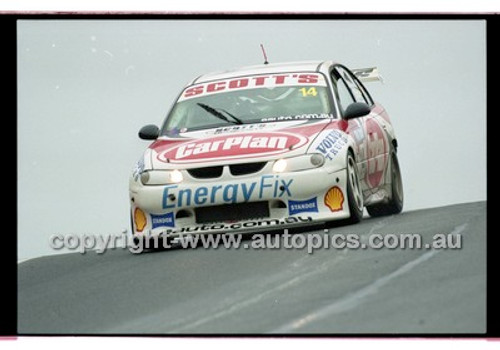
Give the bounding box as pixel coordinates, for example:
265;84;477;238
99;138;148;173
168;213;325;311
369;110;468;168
346;152;364;224
366;152;404;217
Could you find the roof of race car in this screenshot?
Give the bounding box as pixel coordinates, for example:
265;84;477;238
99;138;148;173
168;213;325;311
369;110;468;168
190;60;335;85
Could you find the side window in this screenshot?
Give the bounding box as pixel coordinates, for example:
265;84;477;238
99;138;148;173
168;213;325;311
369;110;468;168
353;77;374;105
336;66;368;104
334;76;355;114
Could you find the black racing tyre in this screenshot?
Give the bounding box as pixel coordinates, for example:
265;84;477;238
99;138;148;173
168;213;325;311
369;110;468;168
366;152;404;217
346;152;364;224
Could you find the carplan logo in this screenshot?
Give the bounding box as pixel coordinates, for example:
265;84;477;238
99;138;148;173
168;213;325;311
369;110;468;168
157;132;308;163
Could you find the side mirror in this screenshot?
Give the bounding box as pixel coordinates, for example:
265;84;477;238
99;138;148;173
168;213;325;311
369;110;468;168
344;102;371;120
138;124;159;140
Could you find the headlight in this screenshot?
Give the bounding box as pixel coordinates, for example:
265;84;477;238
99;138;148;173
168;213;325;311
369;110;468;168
140;171;150;184
140;170;184;185
169;169;183;183
272;159;288;173
274;154;325;173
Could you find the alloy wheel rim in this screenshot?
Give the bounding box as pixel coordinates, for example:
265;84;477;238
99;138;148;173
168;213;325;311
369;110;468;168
348;156;363;210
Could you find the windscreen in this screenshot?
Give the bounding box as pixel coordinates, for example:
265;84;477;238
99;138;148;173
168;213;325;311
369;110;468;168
163;72;334;134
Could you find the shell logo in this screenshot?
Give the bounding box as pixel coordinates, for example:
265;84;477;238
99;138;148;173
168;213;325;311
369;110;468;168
134;208;147;232
324;186;344;212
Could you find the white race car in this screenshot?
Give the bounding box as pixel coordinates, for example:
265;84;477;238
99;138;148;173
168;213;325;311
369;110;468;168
129;61;403;242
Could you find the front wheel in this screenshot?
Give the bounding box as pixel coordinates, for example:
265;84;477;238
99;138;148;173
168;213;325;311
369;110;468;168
366;152;404;217
346;152;364;224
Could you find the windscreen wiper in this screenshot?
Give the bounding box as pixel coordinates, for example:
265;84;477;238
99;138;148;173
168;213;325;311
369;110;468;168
197;103;243;125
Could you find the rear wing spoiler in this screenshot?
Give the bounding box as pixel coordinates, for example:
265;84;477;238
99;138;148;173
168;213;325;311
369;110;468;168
352;67;384;83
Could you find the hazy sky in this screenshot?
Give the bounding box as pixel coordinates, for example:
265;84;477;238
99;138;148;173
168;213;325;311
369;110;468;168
18;20;486;261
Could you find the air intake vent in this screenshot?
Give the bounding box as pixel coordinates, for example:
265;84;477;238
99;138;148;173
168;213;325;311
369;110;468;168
187;166;223;179
229;162;266;176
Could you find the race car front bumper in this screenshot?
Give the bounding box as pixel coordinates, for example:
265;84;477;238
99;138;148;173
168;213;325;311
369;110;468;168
129;166;350;238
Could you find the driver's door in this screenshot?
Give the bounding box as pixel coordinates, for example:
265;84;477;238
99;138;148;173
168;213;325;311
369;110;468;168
330;65;388;192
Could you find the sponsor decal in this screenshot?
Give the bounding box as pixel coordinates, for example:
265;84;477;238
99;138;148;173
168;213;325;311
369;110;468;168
134;208;147;232
157;132;307;163
151;212;175;229
324;186;344;212
348;119;367;160
365;118;388;188
162;175;294;209
288;197;319;215
132;157;145;181
214;123;268;134
349;119;365;143
261;113;334;122
315;130;348;160
158;216;313;235
179;73;326;101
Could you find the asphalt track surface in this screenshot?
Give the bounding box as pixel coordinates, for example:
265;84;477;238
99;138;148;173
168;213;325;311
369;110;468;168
18;201;486;334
